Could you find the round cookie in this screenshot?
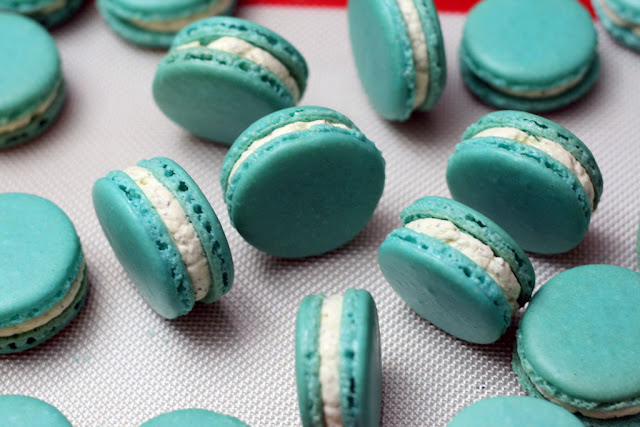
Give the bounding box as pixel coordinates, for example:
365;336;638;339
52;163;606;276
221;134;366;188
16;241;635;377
0;0;84;28
0;395;72;426
220;106;385;258
93;157;234;319
153;17;308;145
378;196;534;344
513;265;640;424
0;193;86;354
348;0;447;120
0;13;65;149
141;409;249;426
593;0;640;51
460;0;599;112
295;289;382;427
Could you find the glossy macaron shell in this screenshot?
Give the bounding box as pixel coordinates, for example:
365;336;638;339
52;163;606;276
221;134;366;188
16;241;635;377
141;409;249;426
0;395;72;426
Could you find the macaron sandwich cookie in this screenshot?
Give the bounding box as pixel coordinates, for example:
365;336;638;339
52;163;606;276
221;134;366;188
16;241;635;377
593;0;640;51
153;17;308;145
0;0;84;27
378;196;534;344
221;106;385;258
513;265;640;424
296;289;382;427
0;193;86;354
447;110;603;255
0;13;65;149
0;395;73;426
93;157;233;319
141;409;249;426
348;0;446;121
98;0;236;48
460;0;599;112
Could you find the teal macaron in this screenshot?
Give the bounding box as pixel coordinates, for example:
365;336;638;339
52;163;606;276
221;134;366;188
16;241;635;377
460;0;599;112
593;0;640;51
98;0;236;48
0;0;84;28
0;193;86;354
447;110;603;255
295;289;382;427
0;13;65;150
141;409;249;426
448;396;583;427
153;17;308;145
0;395;72;426
220;106;385;258
513;265;640;424
348;0;446;121
93;157;233;319
378;196;534;344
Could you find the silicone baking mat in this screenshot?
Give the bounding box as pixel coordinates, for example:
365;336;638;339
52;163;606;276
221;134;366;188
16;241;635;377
1;1;638;426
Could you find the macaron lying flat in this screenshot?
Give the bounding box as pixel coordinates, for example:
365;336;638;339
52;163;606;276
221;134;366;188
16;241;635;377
513;265;640;424
447;110;603;254
98;0;236;48
593;0;640;51
296;289;382;427
93;157;233;319
378;196;534;344
0;193;86;354
221;106;385;258
141;409;249;426
448;396;583;427
348;0;446;121
460;0;599;112
0;13;65;150
0;0;84;27
153;17;308;145
0;395;72;426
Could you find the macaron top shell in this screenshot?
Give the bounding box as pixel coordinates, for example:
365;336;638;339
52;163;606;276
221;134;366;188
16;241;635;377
101;0;220;21
0;193;83;328
0;395;72;427
141;409;249;426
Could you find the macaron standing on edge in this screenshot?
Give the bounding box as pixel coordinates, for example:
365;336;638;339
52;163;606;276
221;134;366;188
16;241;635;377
296;289;382;427
141;409;249;426
378;196;535;344
0;0;84;27
153;16;308;145
0;395;73;426
447;110;603;254
348;0;447;120
593;0;640;51
93;157;234;319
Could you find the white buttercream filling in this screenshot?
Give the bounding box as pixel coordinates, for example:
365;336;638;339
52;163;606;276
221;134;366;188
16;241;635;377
0;260;85;338
600;0;640;37
177;36;300;102
227;120;350;182
473;127;595;209
396;0;429;108
319;294;344;427
129;0;234;32
487;71;587;99
406;218;521;313
125;166;210;301
0;81;61;134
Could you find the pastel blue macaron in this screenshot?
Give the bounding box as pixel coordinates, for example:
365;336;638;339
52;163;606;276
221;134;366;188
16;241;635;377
98;0;236;48
447;110;603;254
378;196;534;344
460;0;599;112
0;395;72;426
513;265;640;425
221;106;385;258
141;409;249;426
0;0;84;27
0;13;65;150
0;193;86;354
296;289;382;427
153;17;308;145
448;396;583;427
348;0;446;121
93;157;234;319
593;0;640;51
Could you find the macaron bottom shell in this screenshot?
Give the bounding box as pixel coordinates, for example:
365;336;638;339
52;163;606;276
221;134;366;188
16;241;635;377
25;0;85;28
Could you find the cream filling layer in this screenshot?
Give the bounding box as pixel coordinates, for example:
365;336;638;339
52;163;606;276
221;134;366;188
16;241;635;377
0;260;85;338
473;127;595;209
397;0;429;108
177;36;300;102
0;81;61;134
129;0;234;33
319;294;344;427
406;218;521;313
34;0;66;13
228;120;350;182
487;70;587;99
125;166;210;301
600;0;640;37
